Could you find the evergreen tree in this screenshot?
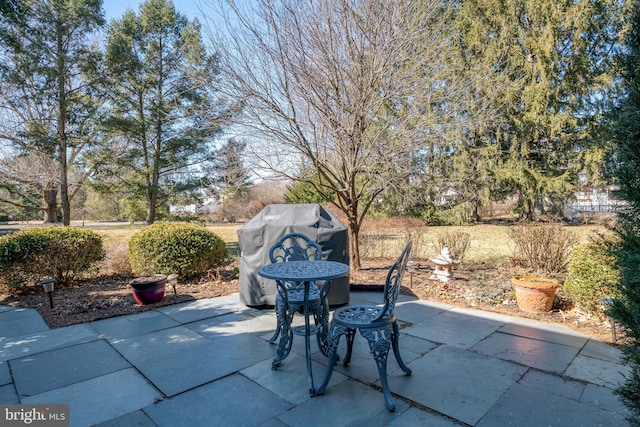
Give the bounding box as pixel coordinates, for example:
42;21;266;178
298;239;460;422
451;0;625;220
212;139;252;202
609;1;640;424
284;180;334;205
96;0;227;224
0;0;105;224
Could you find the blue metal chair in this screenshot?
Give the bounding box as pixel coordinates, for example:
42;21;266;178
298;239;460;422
268;232;330;368
314;241;412;412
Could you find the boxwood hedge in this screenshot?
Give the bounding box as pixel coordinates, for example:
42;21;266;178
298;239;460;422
0;226;104;290
128;222;227;278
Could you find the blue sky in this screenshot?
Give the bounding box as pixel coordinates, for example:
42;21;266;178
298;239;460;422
102;0;204;21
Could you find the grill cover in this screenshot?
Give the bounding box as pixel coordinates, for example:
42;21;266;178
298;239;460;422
237;204;349;306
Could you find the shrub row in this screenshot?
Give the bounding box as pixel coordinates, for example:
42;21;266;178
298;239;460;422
0;227;104;289
0;221;620;321
0;222;228;292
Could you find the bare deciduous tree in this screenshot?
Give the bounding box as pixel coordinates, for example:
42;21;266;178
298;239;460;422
0;151;59;220
0;0;104;225
0;95;94;223
204;0;482;269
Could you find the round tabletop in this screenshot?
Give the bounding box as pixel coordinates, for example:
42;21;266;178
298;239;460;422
258;260;350;282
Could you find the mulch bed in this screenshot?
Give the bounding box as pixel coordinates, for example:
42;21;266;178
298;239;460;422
0;258;616;345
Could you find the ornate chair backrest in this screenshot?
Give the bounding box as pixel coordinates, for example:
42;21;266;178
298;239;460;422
269;232;322;264
374;241;412;322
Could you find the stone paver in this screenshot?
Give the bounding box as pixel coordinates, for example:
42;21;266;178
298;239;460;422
470;330;581;373
111;325;273;397
403;310;502;349
565;354;631;389
278;379;409;426
497;320;589;348
144;374;290;427
89;310;180;342
0;384;17;404
0;362;11;385
386;407;460;427
0;324;99;362
0;292;632;427
94;411;156;427
21;368;161;427
156;295;244;324
0;308;49;339
242;352;349;406
388;345;528;426
477;370;629;426
10;340;130;398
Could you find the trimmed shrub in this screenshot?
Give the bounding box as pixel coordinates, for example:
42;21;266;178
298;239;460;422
507;224;578;274
0;226;104;289
564;238;620;318
433;231;471;262
98;244;132;276
128;222;227;277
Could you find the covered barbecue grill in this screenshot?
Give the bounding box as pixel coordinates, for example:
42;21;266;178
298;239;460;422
237;204;349;307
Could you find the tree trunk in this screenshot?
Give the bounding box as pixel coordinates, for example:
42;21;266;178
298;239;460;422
346;205;361;271
145;126;162;226
470;202;481;222
146;116;162;226
56;20;71;226
43;188;58;223
347;226;361;271
146;35;164;226
146;191;157;225
526;198;534;221
59;140;70;225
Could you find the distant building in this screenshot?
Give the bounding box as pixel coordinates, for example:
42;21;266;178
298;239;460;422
564;186;625;220
169;196;220;215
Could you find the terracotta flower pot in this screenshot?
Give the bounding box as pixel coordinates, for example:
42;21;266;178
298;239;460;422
129;274;167;305
511;275;558;313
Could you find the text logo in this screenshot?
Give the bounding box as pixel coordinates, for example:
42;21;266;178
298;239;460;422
0;405;69;426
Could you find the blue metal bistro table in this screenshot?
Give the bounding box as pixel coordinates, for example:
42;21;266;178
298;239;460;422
258;260;350;394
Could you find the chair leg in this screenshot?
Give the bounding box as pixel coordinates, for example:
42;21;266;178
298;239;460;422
391;321;412;376
316;326;328;357
269;300;285;344
313;322;347;396
343;327;356;366
269;325;281;344
317;283;331;357
308;300;328;356
272;304;295;369
361;325;396;412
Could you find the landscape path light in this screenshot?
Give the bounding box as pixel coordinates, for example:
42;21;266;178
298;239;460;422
40;278;56;309
167;273;178;294
406;261;418;288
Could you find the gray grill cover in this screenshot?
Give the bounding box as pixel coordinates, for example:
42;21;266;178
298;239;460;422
237;204;349;307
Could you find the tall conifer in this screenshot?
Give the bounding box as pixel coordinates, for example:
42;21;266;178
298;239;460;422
609;2;640;424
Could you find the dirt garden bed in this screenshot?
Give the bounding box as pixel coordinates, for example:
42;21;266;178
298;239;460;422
0;257;616;345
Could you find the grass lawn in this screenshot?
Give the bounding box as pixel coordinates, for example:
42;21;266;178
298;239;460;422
9;219;609;270
91;220;608;264
91;222;242;250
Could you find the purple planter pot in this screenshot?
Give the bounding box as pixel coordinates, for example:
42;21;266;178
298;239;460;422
129;274;167;305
